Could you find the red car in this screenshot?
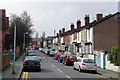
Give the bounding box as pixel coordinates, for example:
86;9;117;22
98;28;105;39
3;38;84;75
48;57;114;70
63;55;77;65
54;52;63;60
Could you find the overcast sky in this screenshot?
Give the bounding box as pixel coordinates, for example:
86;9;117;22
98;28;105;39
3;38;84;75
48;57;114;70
0;0;119;38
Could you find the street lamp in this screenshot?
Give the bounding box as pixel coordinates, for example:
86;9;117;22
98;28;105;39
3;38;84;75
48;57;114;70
23;32;28;52
12;17;20;74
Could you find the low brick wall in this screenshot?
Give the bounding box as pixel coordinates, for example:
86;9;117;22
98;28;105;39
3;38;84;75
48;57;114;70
2;54;10;70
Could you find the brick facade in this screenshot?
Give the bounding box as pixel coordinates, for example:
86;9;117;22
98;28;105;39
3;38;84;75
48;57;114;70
93;13;120;50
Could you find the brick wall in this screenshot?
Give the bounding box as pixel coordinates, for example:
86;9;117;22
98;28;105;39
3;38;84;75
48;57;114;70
2;54;10;70
93;14;120;50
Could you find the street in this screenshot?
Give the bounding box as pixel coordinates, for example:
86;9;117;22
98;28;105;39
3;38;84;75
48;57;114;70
20;50;108;80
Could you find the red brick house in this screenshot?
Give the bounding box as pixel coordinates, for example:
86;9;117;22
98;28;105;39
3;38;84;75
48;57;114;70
0;9;10;51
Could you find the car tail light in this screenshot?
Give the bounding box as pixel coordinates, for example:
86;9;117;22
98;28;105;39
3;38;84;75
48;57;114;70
23;61;26;65
82;63;85;66
94;64;97;66
38;61;40;65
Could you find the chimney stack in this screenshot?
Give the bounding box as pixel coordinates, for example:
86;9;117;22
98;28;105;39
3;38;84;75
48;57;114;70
84;15;90;26
57;33;59;37
70;23;74;31
5;17;9;27
62;28;65;33
77;20;81;29
59;30;61;35
96;14;102;22
0;9;5;17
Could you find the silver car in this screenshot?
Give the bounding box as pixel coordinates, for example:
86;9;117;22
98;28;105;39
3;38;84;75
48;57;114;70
73;58;97;72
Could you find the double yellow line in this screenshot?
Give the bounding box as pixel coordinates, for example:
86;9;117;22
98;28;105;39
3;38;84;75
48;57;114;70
22;72;28;80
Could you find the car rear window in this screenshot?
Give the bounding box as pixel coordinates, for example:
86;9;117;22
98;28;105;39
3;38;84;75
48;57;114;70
28;53;36;56
29;51;35;53
58;53;63;55
51;51;55;53
25;56;39;61
68;56;76;59
83;59;95;63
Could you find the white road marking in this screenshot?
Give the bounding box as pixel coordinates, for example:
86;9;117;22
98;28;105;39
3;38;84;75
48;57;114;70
51;64;56;67
96;74;108;78
48;62;50;63
56;68;63;73
65;66;73;68
66;75;71;79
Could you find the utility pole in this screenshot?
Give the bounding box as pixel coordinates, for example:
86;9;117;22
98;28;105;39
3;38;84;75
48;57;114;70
12;22;16;74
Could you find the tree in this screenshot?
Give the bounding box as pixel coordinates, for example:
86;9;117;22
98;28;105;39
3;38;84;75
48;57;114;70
108;46;120;66
9;11;34;53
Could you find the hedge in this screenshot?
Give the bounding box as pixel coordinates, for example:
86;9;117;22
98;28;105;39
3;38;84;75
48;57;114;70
108;46;120;66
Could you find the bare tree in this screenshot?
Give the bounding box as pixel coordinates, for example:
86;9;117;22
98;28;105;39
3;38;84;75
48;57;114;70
9;11;34;53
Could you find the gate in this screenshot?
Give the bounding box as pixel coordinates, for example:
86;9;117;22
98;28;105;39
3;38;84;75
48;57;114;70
94;54;101;67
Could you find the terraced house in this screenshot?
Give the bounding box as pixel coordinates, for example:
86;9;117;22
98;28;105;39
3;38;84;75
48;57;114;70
52;12;120;56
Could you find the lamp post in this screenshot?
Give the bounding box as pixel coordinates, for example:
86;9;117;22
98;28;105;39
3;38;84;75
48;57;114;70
12;22;16;74
23;32;28;52
12;17;20;74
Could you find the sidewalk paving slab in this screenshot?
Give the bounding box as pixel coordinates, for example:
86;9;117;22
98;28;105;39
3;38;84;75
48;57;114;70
97;67;120;80
2;54;23;80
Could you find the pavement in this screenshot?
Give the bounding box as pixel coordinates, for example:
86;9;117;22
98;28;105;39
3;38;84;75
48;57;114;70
97;67;120;80
2;54;23;80
1;50;120;80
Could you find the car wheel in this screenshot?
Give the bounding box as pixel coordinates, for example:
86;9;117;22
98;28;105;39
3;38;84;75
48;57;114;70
38;68;41;72
58;59;60;62
23;68;26;72
65;62;67;65
62;61;64;64
79;66;81;72
60;60;62;63
94;70;97;73
73;65;76;70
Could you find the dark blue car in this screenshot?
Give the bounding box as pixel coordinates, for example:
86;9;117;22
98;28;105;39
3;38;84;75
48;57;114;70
58;54;66;63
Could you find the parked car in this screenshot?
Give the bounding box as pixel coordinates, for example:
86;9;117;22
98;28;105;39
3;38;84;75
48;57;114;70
54;52;64;60
73;58;97;72
49;51;56;57
39;48;42;51
42;49;48;54
63;55;77;65
45;50;50;55
23;56;41;71
27;48;34;53
69;52;75;55
58;54;66;63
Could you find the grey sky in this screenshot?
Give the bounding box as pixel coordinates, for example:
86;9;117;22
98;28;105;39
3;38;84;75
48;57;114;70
0;1;119;37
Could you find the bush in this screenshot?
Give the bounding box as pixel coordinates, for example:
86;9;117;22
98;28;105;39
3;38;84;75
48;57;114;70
108;46;120;66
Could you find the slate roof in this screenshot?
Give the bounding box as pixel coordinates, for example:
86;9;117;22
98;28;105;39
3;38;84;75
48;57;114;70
53;12;120;38
86;12;120;29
